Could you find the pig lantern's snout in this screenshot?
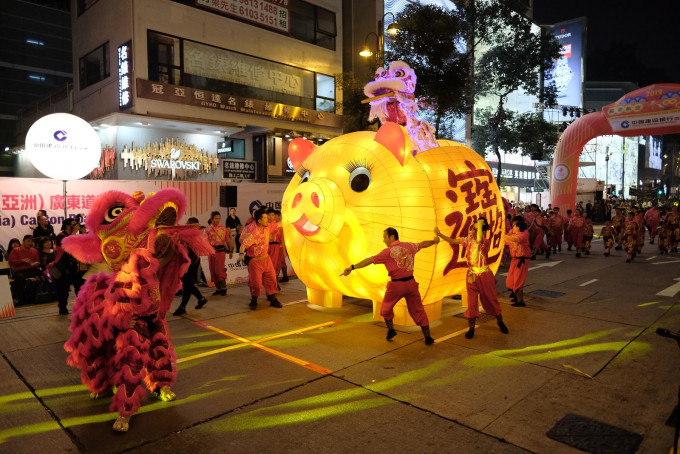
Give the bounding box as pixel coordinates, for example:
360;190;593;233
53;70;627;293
288;179;344;241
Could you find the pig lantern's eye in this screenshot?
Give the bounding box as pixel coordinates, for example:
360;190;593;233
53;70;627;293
299;170;310;184
349;167;371;192
103;205;125;224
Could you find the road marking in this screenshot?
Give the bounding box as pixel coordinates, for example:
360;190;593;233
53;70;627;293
646;256;657;261
579;279;598;287
178;320;338;374
563;364;593;379
652;259;680;265
498;260;562;276
434;325;479;344
657;277;680;297
637;301;661;307
283;298;308;306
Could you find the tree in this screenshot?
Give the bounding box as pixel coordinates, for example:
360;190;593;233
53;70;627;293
383;4;469;137
336;72;374;133
473;19;561;184
383;1;562;184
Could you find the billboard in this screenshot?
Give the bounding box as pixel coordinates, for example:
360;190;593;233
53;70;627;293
546;18;585;109
648;136;662;170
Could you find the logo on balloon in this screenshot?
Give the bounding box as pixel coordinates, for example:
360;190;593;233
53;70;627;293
53;130;67;141
553;164;569;181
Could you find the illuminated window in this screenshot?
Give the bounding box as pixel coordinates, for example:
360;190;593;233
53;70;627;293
315;73;335;113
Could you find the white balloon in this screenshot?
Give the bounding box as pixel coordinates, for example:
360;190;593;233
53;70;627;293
25;113;101;180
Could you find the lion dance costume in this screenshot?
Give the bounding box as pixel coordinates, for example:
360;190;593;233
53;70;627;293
61;189;212;432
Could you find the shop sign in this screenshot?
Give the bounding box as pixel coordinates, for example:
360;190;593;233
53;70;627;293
136;79;342;129
120;138;219;180
118;41;133;110
195;0;289;33
183;41;312;98
222;159;256;180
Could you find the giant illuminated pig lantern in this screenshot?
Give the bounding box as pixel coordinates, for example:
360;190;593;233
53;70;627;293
281;122;504;326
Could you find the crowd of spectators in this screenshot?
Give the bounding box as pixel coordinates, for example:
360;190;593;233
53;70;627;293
0;211;86;313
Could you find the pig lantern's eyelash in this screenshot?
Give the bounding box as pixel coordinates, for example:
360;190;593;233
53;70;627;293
344;159;372;173
296;165;309;178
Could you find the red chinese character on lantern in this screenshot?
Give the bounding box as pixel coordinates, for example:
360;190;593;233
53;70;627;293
442;160;502;275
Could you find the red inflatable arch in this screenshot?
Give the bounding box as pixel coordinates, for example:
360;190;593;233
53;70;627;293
550;84;680;211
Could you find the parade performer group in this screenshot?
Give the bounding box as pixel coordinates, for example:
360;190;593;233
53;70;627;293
61;189;213;432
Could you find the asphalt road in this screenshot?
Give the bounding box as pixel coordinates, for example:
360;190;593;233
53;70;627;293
1;230;679;453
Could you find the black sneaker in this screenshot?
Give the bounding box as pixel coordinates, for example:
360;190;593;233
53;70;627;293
173;307;186;316
249;298;258;310
424;336;435;345
196;298;207;309
511;301;526;307
279;276;289;282
386;329;397;340
212;289;222;296
268;296;283;308
58;308;69;315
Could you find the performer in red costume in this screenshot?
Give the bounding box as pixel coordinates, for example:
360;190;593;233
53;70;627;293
266;208;284;288
342;227;438;344
645;201;660;244
239;207;282;310
62;189;212;432
205;211;233;296
437;218;509;339
505;216;531;307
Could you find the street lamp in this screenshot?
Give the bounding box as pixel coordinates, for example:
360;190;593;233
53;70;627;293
605;145;611;191
359;32;379;60
359;12;400;65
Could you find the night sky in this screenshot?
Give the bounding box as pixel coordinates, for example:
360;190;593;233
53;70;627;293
533;0;680;87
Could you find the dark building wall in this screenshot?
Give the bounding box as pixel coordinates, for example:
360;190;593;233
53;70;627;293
0;0;72;150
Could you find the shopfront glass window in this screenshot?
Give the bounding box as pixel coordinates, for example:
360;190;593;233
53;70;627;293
315;73;335;113
79;42;109;90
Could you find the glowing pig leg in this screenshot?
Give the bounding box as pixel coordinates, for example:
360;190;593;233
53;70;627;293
306;287;342;308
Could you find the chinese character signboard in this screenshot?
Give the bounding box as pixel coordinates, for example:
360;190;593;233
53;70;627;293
222;159;256;180
136;79;342;129
195;0;289;33
118;41;133;110
183;41;312;98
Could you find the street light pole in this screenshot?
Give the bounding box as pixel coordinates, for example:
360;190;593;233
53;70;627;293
605;145;610;196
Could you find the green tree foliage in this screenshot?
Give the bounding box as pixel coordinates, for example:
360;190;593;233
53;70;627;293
383;3;469;137
336;72;374;133
383;0;562;184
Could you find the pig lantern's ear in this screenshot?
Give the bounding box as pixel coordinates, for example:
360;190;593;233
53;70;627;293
374;122;411;166
288;138;317;171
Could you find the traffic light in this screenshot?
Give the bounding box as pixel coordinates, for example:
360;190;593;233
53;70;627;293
610;185;616;195
658;189;663;195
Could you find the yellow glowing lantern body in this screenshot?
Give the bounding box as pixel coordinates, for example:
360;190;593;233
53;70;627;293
282;123;504;326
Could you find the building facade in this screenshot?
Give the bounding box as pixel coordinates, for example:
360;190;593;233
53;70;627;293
27;0;344;184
